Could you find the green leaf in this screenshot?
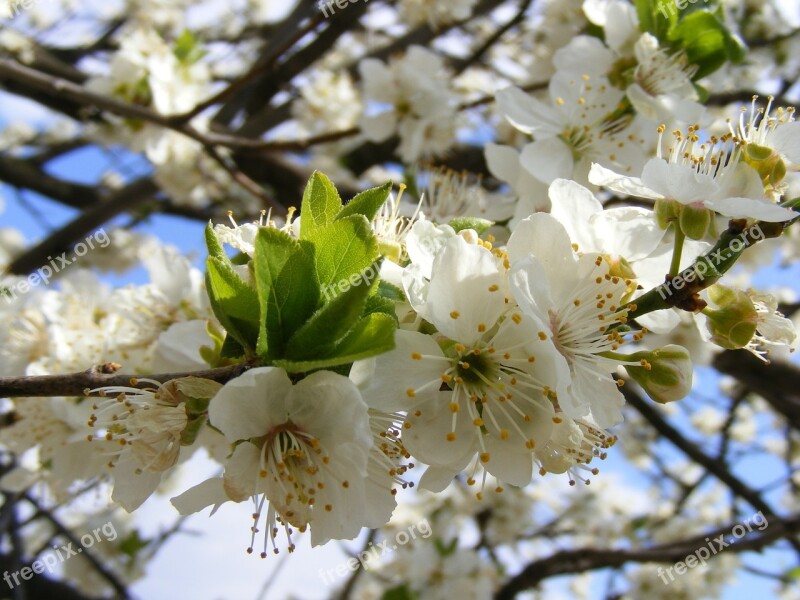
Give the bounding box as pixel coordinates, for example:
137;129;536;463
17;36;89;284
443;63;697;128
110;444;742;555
299;171;343;241
313;214;379;297
434;537;458;557
174;30;206;65
204;221;225;261
205;257;260;352
668;11;746;79
365;295;398;323
692;82;709;103
635;0;656;35
253;227;320;360
333;312;396;358
220;333;245;359
787;566;800;579
635;0;677;39
284;265;378;361
118;530;149;558
381;585;418;600
449;216;494;235
337;182;393;222
276;314;396;372
378;280;406;303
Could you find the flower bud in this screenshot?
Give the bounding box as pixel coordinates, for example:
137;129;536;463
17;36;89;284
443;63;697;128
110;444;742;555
703;285;758;349
678;203;712;240
744;143;787;187
625;345;693;404
654;199;679;230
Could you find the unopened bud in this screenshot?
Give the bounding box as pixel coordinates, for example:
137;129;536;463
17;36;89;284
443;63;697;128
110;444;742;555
625;345;693;404
703;285;758;349
655;199;679;230
744;143;787;187
678;204;712;240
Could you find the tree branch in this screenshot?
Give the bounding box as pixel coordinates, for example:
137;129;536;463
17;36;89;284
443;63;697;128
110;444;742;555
495;513;800;599
0;362;252;398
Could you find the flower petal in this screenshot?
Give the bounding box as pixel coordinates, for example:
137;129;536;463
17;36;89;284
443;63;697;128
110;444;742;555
208;367;293;443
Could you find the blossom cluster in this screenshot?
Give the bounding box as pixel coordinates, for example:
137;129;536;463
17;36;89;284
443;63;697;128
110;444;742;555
1;0;800;597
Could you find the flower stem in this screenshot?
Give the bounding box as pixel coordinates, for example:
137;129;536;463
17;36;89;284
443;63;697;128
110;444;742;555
621;217;794;325
669;226;685;277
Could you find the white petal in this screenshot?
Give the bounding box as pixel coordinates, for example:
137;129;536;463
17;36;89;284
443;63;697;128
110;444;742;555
208;367;292;443
352;330;447;412
111;458;163;512
588;163;664;200
548;179;603;251
485;143;520;185
427;236;506;343
289;371;372;464
604;0;639;53
708;197;796;222
507;212;576;271
153;320;212;372
636;309;681;334
592;206;664;260
403;395;476;468
419;465;459;492
520;138;574;184
508;257;555;325
641;159;718;204
360;112;397;143
170;477;230;515
770;121;800;164
223;442;262;502
483;435;533;487
496;86;561;135
553;35;615;77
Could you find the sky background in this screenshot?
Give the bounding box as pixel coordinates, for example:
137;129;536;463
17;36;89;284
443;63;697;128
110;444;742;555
2;2;800;598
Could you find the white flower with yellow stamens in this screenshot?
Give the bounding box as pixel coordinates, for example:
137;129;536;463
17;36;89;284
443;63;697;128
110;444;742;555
745;289;797;361
731;95;800;168
534;412;617;486
496;73;651;185
171;367;393;553
87;379;192;511
508;213;637;428
353;235;565;491
626;33;705;125
589;125;796;222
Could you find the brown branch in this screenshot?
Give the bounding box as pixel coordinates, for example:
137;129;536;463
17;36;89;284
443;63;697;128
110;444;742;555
5;178;159;275
171;8;326;125
0;58;281;151
495;513;800;599
712;350;800;427
622;387;800;555
0;363;252;398
452;0;533;76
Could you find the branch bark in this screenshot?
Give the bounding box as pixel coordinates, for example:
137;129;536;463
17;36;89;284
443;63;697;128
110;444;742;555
495;513;800;599
0;362;251;398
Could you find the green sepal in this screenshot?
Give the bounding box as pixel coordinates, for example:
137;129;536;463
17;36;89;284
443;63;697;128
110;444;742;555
449;217;494;235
